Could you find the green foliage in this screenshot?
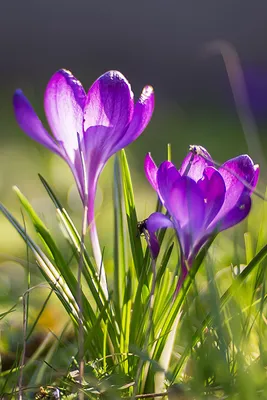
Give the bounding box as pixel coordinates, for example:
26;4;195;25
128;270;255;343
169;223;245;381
0;150;267;399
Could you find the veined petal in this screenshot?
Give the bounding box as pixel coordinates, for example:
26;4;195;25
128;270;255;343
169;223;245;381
112;85;155;153
83;71;134;159
212;155;257;225
157;161;180;206
179;145;213;181
144;153;158;192
168;176;206;249
198;167;226;226
13;90;61;155
219;154;257;190
44;69;86;164
209;193;251;232
146;212;173;258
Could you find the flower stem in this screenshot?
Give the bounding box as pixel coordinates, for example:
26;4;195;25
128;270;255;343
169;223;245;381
175;257;189;296
77;202;88;400
18;294;27;400
88;190;108;298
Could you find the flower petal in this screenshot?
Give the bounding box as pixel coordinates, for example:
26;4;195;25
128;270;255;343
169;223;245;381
144;153;158;192
157;161;180;206
219;154;257;190
112;85;154;153
146;212;173;258
179;145;213;181
211;155;257;225
197;167;226;226
168;176;206;257
250;164;260;194
13;90;61;155
44;69;86;164
212;193;251;232
83;71;134;160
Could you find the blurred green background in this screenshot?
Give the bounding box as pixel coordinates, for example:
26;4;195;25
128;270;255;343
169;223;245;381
0;0;267;355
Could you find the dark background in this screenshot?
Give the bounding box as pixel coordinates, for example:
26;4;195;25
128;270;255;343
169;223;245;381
0;0;267;249
1;0;267;108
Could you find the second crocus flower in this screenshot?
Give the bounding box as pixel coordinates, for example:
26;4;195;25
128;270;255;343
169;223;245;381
144;146;259;291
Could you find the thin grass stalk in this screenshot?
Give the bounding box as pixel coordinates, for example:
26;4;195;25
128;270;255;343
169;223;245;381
77;136;89;400
38;174;109;311
0;202;81;323
88;191;108;298
34;251;80;321
113;155;127;313
133;232;157;398
18;293;27;400
18;210;30;400
78;202;88;400
18;284;51;399
205;40;266;173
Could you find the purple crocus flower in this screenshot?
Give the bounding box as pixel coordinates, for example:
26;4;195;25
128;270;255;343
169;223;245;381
13;69;154;289
144;146;259;290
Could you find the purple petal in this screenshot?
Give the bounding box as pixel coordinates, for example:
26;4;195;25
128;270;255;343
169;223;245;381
212;193;251;232
44;69;86;164
13;90;61;155
157;161;180;206
146;212;173;258
83;71;134;159
219;154;257;190
250;164;260;194
198;167;226;226
144;153;158;192
179;145;213;181
112;85;154;152
211;155;257;225
168;176;206;255
72;150;87;200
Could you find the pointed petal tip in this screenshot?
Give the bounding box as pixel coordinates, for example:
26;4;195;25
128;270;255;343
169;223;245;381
144;152;154;162
13;89;31;113
14;88;23;96
45;68;86;106
98;70;133;94
13;89;23;110
52;68;75;79
12;89;61;155
13;89;26;105
101;70;129;81
144;152;158;191
140;85;154;103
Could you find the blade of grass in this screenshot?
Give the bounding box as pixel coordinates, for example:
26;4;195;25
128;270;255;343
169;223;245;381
0;202;80;327
119;150;144;279
170;241;267;382
113;155;127;314
38;175;120;358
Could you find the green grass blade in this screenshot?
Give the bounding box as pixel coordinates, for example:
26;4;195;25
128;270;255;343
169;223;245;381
38;175;121;354
244;232;254;264
119;150;144;279
0;202;81;320
113;155;127;313
13;188;101;330
38;174;109;310
171;241;267;382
